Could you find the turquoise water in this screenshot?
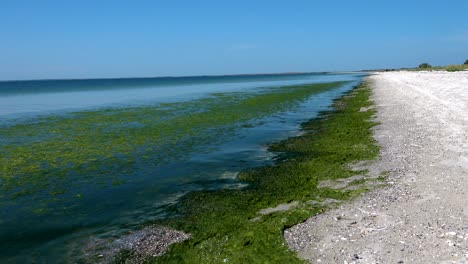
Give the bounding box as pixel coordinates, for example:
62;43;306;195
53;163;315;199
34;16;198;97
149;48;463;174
0;73;365;263
1;73;348;122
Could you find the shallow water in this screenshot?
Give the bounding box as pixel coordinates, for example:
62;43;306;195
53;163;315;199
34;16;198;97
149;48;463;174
0;73;365;263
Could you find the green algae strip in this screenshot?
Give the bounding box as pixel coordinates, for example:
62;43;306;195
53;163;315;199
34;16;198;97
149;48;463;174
137;81;380;263
0;82;344;208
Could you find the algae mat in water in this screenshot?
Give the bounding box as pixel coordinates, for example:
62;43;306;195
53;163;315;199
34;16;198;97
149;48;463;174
0;82;343;210
133;82;379;263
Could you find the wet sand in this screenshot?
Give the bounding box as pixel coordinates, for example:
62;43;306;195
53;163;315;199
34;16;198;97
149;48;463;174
285;71;468;263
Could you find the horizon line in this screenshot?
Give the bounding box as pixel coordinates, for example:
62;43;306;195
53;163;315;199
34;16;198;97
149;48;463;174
0;70;367;83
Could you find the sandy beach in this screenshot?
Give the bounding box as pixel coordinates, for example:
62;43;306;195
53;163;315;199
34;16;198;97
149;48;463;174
285;71;468;263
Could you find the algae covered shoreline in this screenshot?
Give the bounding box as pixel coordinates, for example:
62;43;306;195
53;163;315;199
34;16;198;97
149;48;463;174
105;81;381;263
285;71;468;263
0;75;369;263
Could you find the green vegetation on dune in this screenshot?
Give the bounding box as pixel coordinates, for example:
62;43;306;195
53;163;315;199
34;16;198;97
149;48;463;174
0;82;344;210
410;62;468;72
141;82;379;263
445;64;468;72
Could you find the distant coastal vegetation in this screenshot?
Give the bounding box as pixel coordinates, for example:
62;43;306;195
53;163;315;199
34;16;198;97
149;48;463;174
362;59;468;72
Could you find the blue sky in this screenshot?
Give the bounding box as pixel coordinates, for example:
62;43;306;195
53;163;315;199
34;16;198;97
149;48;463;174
1;0;467;80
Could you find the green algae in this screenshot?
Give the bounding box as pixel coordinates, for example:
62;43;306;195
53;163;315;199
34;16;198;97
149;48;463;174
0;82;344;210
140;82;380;264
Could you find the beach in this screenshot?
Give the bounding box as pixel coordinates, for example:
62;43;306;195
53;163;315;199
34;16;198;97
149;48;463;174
3;71;468;263
285;71;468;263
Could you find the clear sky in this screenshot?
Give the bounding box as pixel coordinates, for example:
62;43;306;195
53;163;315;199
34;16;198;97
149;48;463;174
1;0;467;80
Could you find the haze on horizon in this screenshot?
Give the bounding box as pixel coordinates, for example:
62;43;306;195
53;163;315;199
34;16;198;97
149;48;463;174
1;0;467;81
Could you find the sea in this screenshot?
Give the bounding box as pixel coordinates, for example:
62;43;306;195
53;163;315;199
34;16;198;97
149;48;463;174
0;72;366;263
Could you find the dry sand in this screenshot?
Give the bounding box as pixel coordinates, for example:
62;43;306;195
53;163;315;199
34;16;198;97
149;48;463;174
285;71;468;264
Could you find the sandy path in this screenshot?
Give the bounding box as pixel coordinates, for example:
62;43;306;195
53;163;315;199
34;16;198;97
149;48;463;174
285;71;468;264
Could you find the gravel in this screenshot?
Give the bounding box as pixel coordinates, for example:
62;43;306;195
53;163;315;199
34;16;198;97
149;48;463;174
84;225;190;263
284;71;468;264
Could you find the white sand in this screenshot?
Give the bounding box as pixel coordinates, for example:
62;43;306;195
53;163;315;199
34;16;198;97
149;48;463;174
285;71;468;263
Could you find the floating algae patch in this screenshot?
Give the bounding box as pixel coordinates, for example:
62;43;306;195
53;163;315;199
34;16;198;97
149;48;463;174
121;82;381;263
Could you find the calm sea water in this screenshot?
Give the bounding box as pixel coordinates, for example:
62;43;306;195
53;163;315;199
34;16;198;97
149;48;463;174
1;74;351;122
0;73;366;263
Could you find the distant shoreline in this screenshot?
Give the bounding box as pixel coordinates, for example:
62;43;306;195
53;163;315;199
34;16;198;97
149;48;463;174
0;71;361;83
